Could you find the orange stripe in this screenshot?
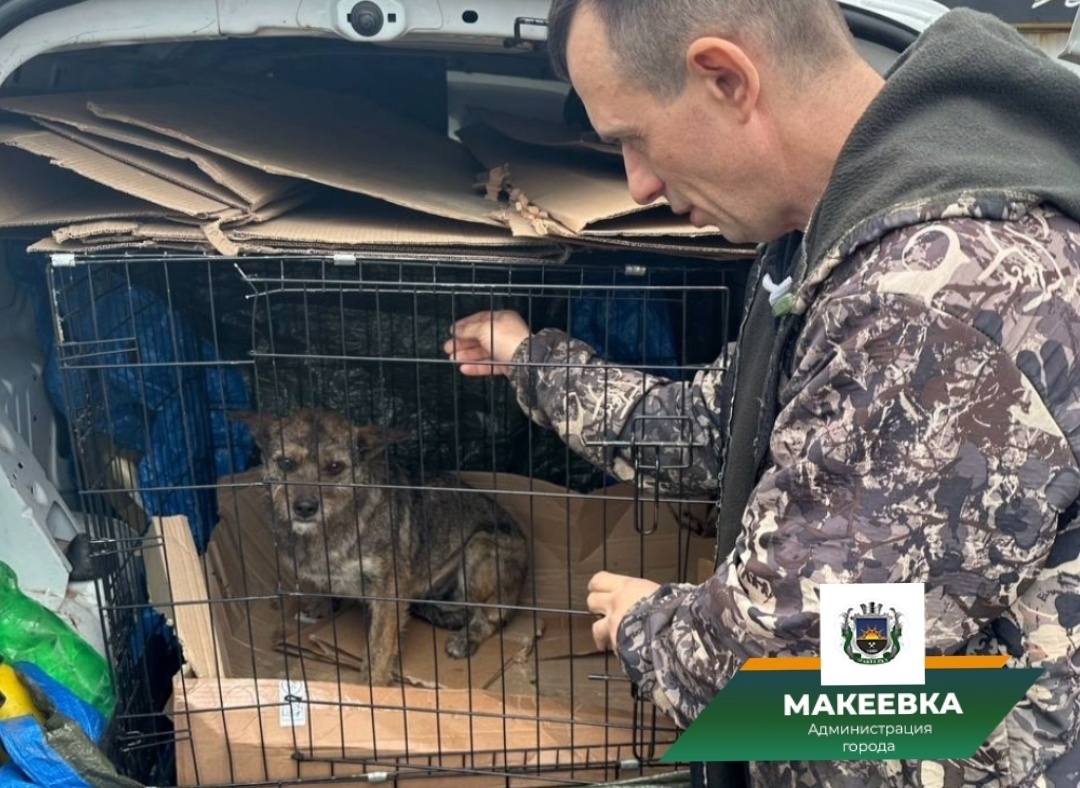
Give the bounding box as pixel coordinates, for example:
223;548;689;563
740;655;1009;672
925;655;1009;669
742;657;820;671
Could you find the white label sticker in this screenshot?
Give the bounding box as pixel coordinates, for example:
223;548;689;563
279;680;308;727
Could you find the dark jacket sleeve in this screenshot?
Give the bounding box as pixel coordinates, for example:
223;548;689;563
505;328;728;494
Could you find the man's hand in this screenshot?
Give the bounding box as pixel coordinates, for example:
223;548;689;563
586;571;661;652
443;310;532;377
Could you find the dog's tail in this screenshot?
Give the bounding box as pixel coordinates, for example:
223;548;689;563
410;600;469;629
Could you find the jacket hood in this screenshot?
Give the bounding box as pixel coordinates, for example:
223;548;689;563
793;7;1080;313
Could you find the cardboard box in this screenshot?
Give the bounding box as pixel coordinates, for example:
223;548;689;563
149;470;714;786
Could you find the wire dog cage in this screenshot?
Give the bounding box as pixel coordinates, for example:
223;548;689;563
44;248;744;787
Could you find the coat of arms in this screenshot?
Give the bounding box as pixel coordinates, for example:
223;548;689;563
840;602;903;665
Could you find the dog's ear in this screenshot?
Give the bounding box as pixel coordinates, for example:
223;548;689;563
354;425;409;459
229;410;272;450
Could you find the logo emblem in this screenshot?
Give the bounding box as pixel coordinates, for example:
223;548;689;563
841;602;902;665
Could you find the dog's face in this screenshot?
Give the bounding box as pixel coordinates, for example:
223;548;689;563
230;408;400;537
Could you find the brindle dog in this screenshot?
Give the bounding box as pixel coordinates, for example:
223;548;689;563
231;408;528;685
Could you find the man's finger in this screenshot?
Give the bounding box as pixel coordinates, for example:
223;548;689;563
449;312;495;340
591;617;612;652
586;590;609;615
447;346;491;363
457;362;501;377
587;571;619;593
443;335;482;352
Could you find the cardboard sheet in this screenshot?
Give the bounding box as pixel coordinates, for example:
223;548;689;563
0;146;174;231
225;196;558;252
0;121;238;220
459;123;648;235
147;467;706;785
0;91;305;211
86;86;503;228
2;87;757;257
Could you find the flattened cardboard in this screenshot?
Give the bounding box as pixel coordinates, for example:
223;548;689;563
36;121;250;209
86;86;503;227
280;604;541;690
460;124;752;257
226;196;556;250
0;92;302;211
51;219;139;243
459;123;644;235
172;678;661;788
457;471;714;660
0;146;172;231
30;219;214;255
0;121;235;220
145;516;228;679
152;471;681;786
27;237;198;254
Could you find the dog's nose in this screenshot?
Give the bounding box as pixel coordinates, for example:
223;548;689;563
292;497;319;519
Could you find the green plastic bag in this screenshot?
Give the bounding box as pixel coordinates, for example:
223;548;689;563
0;561;115;720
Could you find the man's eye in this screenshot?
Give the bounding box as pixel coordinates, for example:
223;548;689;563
325;461;345;476
276;457;297;472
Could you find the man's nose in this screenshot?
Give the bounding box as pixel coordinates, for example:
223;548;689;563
623;147;665;206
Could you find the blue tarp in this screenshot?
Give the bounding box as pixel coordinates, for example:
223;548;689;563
0;663;109;788
8;252;252;552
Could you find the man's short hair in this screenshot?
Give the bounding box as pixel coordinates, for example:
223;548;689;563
547;0;856;99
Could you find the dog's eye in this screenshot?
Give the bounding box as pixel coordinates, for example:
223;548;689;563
325;461;345;476
276;457;297;473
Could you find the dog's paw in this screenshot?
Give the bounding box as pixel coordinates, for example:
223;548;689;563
445;630;481;659
297;597;334;623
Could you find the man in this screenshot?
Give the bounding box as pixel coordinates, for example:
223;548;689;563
444;1;1080;784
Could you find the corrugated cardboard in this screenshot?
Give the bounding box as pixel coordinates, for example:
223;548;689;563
279;604;541;690
171;678;663;788
0;146;173;232
31;199;569;259
85;86;504;228
459;123;728;240
145;516;228;679
457;471;716;660
0;91;305;211
0;121;238;220
148;468;701;786
37;121;251;209
2;86;755;257
225;196;560;252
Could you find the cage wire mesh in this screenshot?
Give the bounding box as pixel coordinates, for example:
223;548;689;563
44;250;742;787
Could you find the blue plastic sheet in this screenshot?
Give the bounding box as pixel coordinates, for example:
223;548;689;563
570;273;681;380
7;251;252;551
0;663;107;788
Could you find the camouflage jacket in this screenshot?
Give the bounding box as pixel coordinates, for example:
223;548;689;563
505;6;1080;784
507;201;1080;787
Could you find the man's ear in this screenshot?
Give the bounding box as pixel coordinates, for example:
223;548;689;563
229;410;271;451
355;425;410;459
685;37;760;121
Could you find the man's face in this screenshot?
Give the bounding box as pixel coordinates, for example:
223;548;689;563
566;7;791;244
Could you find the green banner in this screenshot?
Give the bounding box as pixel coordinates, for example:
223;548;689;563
661;667;1042;762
